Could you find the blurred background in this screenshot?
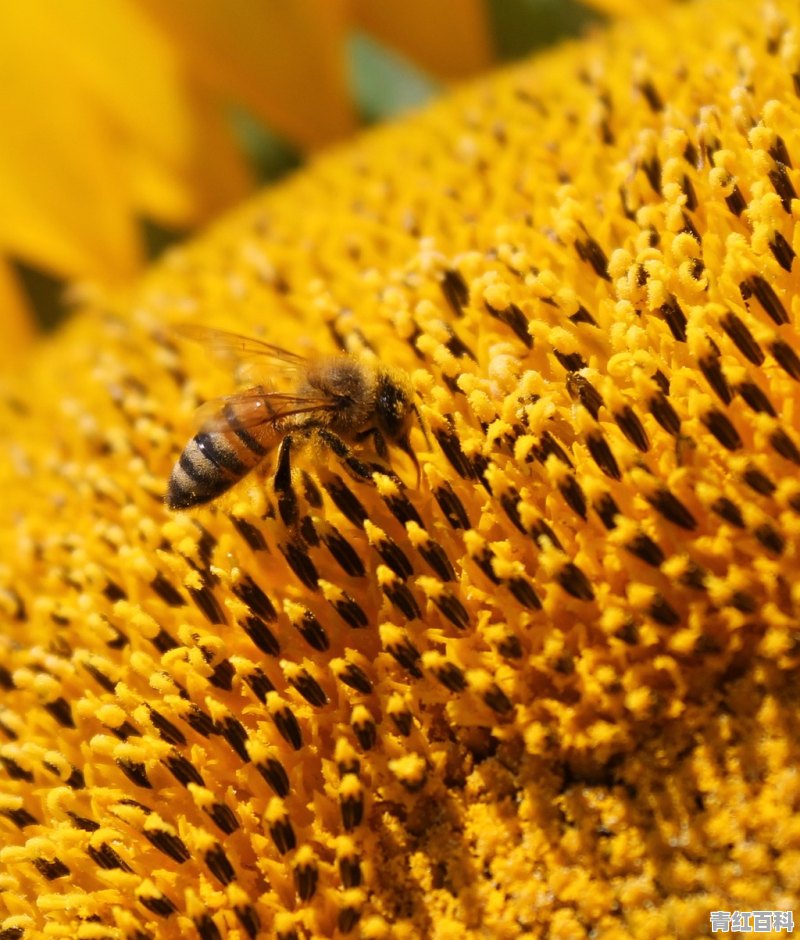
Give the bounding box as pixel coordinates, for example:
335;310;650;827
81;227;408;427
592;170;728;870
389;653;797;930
0;0;621;353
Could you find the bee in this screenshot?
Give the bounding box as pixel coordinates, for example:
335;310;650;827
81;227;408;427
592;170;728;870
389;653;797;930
166;326;421;514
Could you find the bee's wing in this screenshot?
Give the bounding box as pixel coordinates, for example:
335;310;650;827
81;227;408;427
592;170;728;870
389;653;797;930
192;387;340;433
175;324;308;384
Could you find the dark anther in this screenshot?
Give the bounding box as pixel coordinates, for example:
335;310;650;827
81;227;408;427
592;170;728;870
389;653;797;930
507;578;542;610
770;428;800;465
769;164;797;213
737;382;776;415
386;636;423;678
701;410;742;450
559;476;587;519
433;481;471;529
221;717;250;762
205;843;236;886
230;516;268;551
432;661;466;692
115;759;152;789
575;236;611;280
483;684;514;715
698;352;733;405
659;297;687;341
434;591;470;629
233;575;277;621
485;301;532;347
256;758;290;797
566;373;603;419
269;815;296;855
557;563;595;600
333;593;369;629
324;475;368;527
245;668;275;703
755;523;785;555
273;706;303;751
417;537;456;581
289;669;328;707
151;628;179;653
207;802;239;835
649;594;681;626
295;609;330;651
725;185;747;216
585;433;621;480
741;275;789;325
144;828;191;864
625;533;665;567
280;540;320;591
614;405;650;452
338;663;373;695
189;583;227;625
594;493;620;530
742;466;776;496
638;77;663;111
553;349;587;372
646;489;697;530
383;580;421;619
322;529;366;577
770;339;800;379
440;268;469;317
770;231;795;271
374;535;413;578
710;496;745;528
240;615;281;656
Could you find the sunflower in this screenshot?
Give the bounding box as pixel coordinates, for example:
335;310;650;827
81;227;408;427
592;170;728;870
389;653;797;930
0;0;501;359
2;0;799;937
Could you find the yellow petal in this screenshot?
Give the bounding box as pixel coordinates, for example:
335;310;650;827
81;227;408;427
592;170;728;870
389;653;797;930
0;3;141;280
138;0;358;150
126;85;253;224
351;0;493;80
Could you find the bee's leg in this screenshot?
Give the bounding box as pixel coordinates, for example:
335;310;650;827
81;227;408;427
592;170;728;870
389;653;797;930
314;428;377;483
273;434;299;526
354;427;389;460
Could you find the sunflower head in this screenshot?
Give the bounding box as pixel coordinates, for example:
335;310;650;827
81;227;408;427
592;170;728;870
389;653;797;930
3;0;800;937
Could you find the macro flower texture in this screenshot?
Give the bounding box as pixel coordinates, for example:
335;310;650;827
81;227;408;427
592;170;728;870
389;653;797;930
2;0;800;937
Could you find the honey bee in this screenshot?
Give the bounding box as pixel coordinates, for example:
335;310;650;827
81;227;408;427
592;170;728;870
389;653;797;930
166;326;421;513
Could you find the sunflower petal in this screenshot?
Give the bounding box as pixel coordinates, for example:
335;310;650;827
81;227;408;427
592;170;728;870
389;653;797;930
0;3;141;279
351;0;493;80
138;0;358;150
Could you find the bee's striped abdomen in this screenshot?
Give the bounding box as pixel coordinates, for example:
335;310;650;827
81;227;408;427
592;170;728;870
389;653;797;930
166;420;269;510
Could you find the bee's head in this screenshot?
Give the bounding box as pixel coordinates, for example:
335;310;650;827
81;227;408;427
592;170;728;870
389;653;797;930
375;369;423;483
